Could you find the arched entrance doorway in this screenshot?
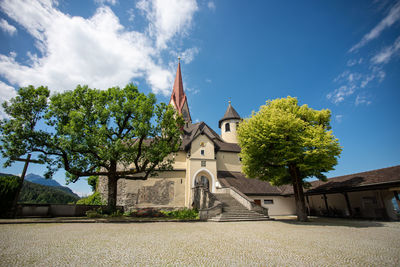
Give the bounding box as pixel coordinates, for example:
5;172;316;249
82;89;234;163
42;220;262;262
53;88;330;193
192;168;215;193
195;175;210;189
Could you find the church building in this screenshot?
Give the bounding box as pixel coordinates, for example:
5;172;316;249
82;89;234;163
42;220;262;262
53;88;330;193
98;62;400;221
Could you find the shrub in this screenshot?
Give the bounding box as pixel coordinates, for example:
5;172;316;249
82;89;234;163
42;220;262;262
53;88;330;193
109;210;124;217
76;192;104;205
0;175;20;217
86;208;103;218
162;208;199;220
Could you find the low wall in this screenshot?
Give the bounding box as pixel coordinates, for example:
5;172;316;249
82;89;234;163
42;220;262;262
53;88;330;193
17;204;123;217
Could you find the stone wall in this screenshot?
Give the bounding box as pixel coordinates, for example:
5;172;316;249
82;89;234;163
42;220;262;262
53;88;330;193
98;171;186;211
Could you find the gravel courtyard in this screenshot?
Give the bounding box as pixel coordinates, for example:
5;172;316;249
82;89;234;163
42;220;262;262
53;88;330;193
1;217;399;266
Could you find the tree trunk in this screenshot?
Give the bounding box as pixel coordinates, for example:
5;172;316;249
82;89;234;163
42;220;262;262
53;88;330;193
107;163;118;212
289;164;308;222
11;154;31;218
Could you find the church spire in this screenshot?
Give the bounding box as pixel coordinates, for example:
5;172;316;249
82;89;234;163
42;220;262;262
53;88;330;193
170;59;191;123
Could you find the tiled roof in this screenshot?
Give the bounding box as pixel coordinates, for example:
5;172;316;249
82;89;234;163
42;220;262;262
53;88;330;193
217;165;400;196
170;61;191;122
218;102;241;128
218;171;282;195
306;165;400;194
181;122;241;153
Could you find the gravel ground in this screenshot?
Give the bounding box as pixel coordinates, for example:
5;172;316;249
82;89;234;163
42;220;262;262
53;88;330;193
0;217;399;266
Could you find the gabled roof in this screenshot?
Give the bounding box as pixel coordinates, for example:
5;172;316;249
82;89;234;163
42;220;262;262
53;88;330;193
170;61;191;122
219;102;241;128
306;165;400;194
218;171;283;195
218;165;400;197
181;122;241;153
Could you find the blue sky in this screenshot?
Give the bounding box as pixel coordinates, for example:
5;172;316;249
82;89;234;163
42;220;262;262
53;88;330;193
0;0;399;196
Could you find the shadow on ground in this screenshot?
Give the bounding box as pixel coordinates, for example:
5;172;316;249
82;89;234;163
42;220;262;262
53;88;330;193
271;216;387;228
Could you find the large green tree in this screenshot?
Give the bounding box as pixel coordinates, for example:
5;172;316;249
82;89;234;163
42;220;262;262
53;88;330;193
0;84;184;211
237;96;341;221
0;85;50;216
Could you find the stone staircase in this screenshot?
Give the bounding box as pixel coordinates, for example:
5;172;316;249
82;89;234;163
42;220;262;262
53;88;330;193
208;193;270;222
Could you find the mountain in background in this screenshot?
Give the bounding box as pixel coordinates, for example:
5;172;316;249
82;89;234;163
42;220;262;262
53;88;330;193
25;173;61;187
24;173;78;197
0;173;80;204
0;172;79;198
19;180;80;204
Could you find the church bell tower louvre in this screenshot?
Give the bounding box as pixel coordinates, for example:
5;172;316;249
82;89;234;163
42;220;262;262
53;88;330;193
169;58;192;123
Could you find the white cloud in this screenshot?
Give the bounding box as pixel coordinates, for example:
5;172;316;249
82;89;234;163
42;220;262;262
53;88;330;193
349;1;400;52
95;0;117;5
205;78;212;83
335;115;343;123
137;0;198;49
355;95;372;106
346;58;363;67
207;1;216;11
170;47;199;64
0;18;17;35
371;35;400;64
186;87;199;95
0;81;17;119
0;0;199;96
127;8;135;22
327;85;356;104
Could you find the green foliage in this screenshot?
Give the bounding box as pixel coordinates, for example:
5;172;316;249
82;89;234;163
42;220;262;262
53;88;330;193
87;176;98;192
238;96;342;185
162;208;199;220
109;209;124;217
0;175;20;216
86;208;103;218
0;84;184;211
76;192;104;205
0;86;50;169
19;181;80;204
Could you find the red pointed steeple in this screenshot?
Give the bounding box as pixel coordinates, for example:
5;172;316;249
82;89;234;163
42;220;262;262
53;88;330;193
170;59;191;122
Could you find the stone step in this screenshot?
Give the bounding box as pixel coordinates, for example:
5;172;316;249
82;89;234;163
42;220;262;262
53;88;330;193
209;193;269;222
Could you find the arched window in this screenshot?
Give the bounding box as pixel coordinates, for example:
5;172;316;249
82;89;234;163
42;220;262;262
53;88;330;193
225;122;230;132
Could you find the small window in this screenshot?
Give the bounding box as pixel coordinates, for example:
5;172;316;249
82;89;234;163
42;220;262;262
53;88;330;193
225;123;230;132
201;160;206;167
263;199;274;204
236;122;239;129
201;149;205;156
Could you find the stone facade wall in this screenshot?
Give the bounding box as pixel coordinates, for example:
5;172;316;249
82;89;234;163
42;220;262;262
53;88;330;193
98;171;186;211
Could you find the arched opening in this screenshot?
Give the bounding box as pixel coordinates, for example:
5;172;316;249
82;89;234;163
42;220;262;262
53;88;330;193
192;168;216;193
195;175;210;190
225;122;230;132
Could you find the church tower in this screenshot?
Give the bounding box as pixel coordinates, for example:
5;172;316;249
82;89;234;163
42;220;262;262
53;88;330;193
219;101;241;143
169;59;192;123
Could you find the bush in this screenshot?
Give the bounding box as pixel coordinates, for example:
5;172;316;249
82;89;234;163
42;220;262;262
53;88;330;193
76;192;104;205
0;175;20;217
86;208;103;218
162;208;199;220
